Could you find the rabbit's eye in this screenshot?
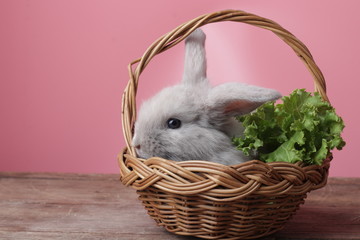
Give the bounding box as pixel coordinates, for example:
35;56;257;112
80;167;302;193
167;118;181;129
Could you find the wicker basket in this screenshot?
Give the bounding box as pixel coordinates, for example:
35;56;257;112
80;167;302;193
118;10;331;239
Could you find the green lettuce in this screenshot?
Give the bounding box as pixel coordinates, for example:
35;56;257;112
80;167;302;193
232;89;345;165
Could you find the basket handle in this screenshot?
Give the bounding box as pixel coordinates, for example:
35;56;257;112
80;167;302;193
122;9;328;154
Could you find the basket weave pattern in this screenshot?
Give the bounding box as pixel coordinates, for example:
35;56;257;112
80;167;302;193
119;151;330;239
119;10;330;239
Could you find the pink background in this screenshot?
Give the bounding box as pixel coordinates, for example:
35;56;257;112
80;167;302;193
0;1;358;177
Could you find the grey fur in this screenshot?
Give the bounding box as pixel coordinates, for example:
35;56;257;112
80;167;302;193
132;29;281;165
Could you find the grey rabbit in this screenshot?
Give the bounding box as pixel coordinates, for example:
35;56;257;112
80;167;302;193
132;29;281;165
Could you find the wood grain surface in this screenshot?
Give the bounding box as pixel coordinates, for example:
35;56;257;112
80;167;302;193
0;172;359;240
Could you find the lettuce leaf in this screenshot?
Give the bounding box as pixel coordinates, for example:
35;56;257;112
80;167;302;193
233;89;345;165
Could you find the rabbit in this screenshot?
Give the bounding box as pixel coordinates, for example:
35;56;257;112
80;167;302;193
132;29;281;165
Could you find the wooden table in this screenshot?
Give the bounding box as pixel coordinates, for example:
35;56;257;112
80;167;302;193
0;172;359;240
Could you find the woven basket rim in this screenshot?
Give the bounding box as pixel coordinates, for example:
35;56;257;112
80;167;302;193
118;147;331;201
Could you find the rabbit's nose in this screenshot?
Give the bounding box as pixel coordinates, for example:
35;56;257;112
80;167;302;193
132;135;140;149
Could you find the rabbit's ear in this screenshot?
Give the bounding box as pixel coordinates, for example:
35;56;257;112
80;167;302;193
207;83;281;122
182;29;208;86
